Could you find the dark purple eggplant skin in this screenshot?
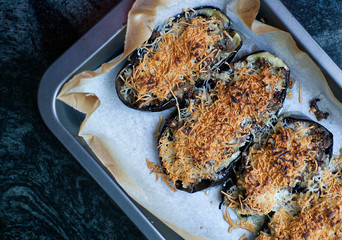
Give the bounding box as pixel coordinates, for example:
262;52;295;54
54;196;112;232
158;52;290;193
158;110;253;193
115;70;190;112
222;116;334;200
282;116;333;160
219;50;290;109
115;7;242;112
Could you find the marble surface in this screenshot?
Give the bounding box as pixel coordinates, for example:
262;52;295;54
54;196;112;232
281;0;342;67
0;0;341;239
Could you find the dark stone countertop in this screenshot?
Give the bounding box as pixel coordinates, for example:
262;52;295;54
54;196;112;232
0;0;341;239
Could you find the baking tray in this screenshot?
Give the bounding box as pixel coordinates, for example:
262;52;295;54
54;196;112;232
37;0;342;239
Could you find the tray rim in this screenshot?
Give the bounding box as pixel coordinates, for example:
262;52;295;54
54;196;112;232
37;0;168;239
37;0;342;239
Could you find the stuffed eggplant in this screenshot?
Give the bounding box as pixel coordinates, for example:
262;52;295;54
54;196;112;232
158;51;289;193
115;7;242;111
223;117;334;237
258;171;342;240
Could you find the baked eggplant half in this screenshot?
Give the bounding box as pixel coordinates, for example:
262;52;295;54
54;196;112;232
223;117;333;237
218;51;290;139
158;52;289;193
115;7;242;111
258;170;342;240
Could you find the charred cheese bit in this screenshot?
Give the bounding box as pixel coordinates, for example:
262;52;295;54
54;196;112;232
159;63;284;188
125;16;226;107
229;124;322;215
265;172;342;240
153;115;163;138
286;92;293;98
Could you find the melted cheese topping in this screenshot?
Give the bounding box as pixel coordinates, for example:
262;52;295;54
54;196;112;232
238;124;318;215
265;172;342;240
159;63;284;188
146;158;177;192
224;207;255;233
224;120;338;239
332;148;342;169
124;15;229;107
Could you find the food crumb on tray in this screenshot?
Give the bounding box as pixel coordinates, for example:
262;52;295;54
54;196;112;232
309;98;329;121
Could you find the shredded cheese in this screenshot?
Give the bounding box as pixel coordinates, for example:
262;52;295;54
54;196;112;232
121;13;232;108
267;172;342;239
224;207;255;233
225;120;330;215
239;234;247;240
224;119;337;240
158;61;285;188
145;158;177;192
153;115;163;138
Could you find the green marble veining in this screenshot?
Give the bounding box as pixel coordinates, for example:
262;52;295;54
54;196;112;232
281;0;342;69
0;0;145;239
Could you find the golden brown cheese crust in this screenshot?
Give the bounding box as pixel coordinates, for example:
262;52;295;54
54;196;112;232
224;118;336;239
158;53;288;191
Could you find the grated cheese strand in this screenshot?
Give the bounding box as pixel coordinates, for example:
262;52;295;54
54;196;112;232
159;63;284;187
125;15;228;107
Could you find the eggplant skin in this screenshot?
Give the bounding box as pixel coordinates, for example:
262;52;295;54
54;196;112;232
282;116;333;161
158;51;290;193
222;116;334;237
159;111;253;193
115;7;242;111
223;116;333;192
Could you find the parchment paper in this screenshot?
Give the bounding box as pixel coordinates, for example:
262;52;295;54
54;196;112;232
57;0;342;239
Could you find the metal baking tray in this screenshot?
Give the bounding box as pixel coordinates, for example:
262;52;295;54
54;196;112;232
38;0;342;239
